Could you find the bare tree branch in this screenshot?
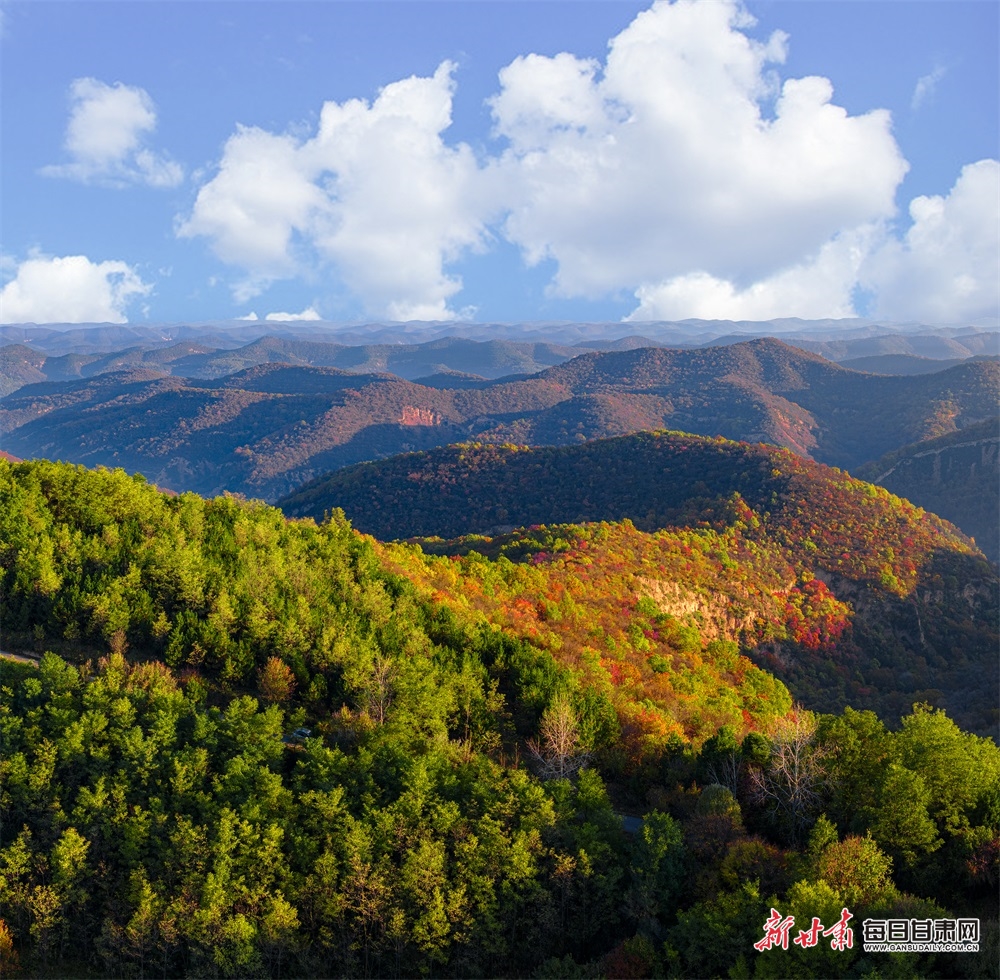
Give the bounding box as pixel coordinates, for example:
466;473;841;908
527;693;589;780
748;708;828;842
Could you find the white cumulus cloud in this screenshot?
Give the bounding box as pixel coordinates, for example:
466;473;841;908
0;253;152;323
491;0;907;317
178;125;324;286
42;78;182;188
629;228;874;321
179;62;497;320
861;159;1000;324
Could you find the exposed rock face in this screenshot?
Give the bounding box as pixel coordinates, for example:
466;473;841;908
401;406;441;426
638;576;761;642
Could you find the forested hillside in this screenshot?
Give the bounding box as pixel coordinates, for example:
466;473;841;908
532;342;998;468
281;431;999;736
1;457;997;978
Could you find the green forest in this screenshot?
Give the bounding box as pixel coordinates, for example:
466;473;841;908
0;456;997;978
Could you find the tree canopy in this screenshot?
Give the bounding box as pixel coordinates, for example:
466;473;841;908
0;457;996;978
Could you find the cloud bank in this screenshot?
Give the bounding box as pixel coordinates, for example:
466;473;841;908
42;78;182;188
265;307;322;322
177;0;997;325
0;253;152;323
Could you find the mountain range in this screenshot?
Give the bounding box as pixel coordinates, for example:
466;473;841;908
2;337;996;504
4;316;997;353
2;322;997;395
0;335;587;395
2;318;998;980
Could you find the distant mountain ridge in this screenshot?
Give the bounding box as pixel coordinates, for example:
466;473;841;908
839;354;970;375
0;335;586;395
4;316;997;352
2;338;996;502
795;331;999;362
2;318;995;375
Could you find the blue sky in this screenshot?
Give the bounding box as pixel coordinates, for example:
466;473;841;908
1;1;997;326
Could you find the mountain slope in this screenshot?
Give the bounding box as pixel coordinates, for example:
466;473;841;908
532;340;999;467
3;452;997;980
838;354;970;375
0;344;47;396
0;366;574;498
280;431;999;736
857;417;1000;562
